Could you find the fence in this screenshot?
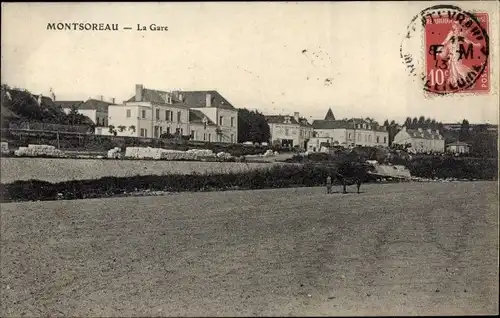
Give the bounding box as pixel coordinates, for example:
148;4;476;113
8;122;93;134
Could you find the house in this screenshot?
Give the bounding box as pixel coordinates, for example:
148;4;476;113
446;141;471;154
392;126;445;153
188;109;218;142
307;137;342;152
106;85;238;143
265;112;313;149
58;97;114;127
181;90;238;143
311;109;389;147
107;85;191;138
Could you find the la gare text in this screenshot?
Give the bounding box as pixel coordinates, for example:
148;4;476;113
46;23;168;32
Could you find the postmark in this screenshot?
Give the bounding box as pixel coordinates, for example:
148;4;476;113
400;5;490;95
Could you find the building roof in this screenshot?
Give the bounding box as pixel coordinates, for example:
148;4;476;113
80;99;113;112
446;141;470;146
179;90;236;110
266;115;312;127
55;101;84;109
127;88;236;110
189;109;216;125
312;118;386;131
324;108;335;120
56;99;112;112
406;128;442;140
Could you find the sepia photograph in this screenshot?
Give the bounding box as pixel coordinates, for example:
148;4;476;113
1;1;499;316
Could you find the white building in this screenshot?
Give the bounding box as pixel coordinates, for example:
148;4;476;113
58;98;114;127
392;126;445;153
446;141;471;154
265;112;313;149
311;109;389;148
104;85;238;143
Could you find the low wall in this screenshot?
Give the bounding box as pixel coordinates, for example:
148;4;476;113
0;157;285;184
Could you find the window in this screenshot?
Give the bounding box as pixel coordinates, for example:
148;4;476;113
208;133;211;142
348;133;352;139
155;109;160;120
165;110;170;121
141;110;146;119
357;133;361;141
285;128;289;136
126;109;131;118
159;126;163;135
180;128;183;135
191;130;195;140
154;126;159;138
140;128;147;137
175;128;180;134
363;123;366;129
166;127;170;135
219;116;223;126
230;134;234;143
376;136;380;143
177;111;181;122
368;135;371;142
231;117;235;127
383;137;387;143
203;133;206;141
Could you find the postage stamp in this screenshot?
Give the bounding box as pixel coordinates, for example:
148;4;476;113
424;11;489;94
400;5;490;96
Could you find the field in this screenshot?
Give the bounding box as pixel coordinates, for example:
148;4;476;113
0;158;285;184
1;182;498;316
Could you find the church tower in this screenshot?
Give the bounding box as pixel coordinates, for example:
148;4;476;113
324;108;335;121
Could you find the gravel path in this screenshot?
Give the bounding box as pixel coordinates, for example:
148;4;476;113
1;182;498;316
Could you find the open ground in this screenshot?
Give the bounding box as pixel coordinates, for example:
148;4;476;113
1;182;498;316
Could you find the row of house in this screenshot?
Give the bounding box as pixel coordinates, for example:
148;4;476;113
56;84;239;143
48;85;487;152
265;108;452;153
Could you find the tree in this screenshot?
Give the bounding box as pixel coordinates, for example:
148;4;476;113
411;117;418;128
418;116;425;127
459;119;470;141
384;119;401;146
237;108;270;143
425;117;431;127
404;117;412;128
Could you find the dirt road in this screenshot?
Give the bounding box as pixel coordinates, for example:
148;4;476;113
1;182;498;316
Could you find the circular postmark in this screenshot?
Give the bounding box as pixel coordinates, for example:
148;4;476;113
400;4;489;95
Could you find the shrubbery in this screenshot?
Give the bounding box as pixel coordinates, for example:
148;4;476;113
0;164;338;202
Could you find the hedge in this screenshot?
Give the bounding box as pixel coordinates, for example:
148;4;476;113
0;164;372;203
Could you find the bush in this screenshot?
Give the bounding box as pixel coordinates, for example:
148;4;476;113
0;164;337;202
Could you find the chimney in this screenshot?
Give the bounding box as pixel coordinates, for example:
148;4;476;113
37;94;42;106
294;112;299;123
100;95;103;101
206;93;212;107
112;97;115;104
179;93;184;102
135;84;143;102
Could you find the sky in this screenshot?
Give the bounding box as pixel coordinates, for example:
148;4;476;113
1;1;499;125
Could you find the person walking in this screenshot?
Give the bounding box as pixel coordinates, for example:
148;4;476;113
326;175;332;194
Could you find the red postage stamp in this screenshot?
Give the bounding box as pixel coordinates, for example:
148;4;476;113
424;10;489;95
